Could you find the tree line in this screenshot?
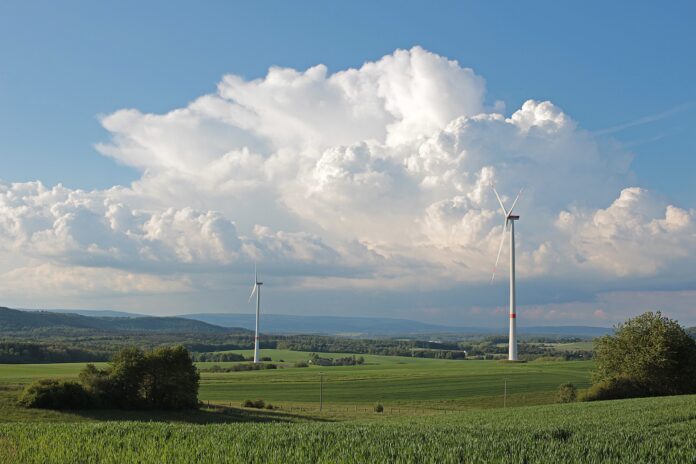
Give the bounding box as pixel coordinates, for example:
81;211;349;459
0;342;109;363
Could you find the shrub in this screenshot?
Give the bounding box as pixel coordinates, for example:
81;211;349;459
242;399;266;409
374;403;384;413
556;383;577;403
294;361;309;368
581;376;652;402
261;356;272;362
264;363;277;369
18;380;93;409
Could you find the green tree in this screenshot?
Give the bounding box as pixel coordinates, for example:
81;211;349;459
142;346;200;409
592;311;696;397
108;347;148;408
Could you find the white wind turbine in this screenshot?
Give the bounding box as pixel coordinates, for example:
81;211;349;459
248;266;263;363
491;187;523;361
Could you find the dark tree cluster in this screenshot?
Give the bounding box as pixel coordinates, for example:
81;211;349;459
308;353;366;366
202;363;277;372
19;346;200;410
191;352;245;362
0;342;109;364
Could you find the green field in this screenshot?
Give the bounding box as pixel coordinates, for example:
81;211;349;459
550;341;595;351
0;394;693;463
0;352;693;462
0;350;593;412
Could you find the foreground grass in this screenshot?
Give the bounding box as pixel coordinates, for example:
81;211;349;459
0;395;693;463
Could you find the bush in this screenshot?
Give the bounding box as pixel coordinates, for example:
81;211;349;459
556;383;577;403
18;380;93;409
374;403;384;413
261;356;272;362
581;376;652;402
242;399;266;409
593;311;696;397
294;361;309;368
264;363;277;369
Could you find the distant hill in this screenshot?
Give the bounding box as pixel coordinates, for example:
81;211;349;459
0;307;236;334
178;313;612;338
38;309;145;318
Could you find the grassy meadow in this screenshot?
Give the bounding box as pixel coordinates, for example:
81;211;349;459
0;350;693;462
0;349;593;415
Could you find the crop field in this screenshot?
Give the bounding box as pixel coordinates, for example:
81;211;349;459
0;350;593;412
549;341;595;351
198;351;593;410
0;394;693;463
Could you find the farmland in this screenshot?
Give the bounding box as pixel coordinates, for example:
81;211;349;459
0;394;693;463
0;349;693;462
0;350;593;414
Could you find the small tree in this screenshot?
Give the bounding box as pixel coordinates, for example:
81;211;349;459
556;383;577;403
590;311;696;399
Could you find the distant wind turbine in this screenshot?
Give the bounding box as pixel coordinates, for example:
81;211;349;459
248;266;263;363
491;187;523;361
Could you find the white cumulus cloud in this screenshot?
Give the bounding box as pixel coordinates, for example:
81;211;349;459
0;46;693;323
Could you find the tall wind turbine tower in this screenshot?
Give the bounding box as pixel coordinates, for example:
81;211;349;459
248;267;263;363
491;187;523;361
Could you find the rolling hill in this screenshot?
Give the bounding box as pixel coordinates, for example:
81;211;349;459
0;307;237;334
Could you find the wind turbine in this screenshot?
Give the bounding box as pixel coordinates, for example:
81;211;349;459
491;187;523;361
248;266;263;363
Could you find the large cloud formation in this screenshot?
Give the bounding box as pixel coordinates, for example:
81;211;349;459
1;47;694;323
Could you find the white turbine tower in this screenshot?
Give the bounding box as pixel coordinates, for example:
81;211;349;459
491;187;523;361
248;266;263;363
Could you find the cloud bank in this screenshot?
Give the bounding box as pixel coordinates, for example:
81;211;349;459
2;47;694;324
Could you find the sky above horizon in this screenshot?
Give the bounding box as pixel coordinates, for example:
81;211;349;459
0;1;695;327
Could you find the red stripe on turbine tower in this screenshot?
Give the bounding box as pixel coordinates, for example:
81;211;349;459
510;314;516;318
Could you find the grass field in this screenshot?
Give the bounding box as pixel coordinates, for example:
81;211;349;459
549;341;595;351
0;352;693;462
0;394;693;463
0;350;593;413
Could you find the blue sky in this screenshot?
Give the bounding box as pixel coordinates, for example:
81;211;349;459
0;1;694;325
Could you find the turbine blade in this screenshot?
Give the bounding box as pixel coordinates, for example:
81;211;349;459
508;188;524;214
493;187;508;217
248;283;257;303
491;219;508;283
